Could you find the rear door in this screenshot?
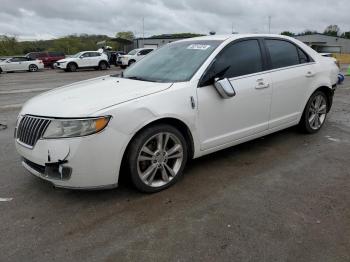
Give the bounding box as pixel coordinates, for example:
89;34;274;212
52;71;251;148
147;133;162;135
264;38;315;128
88;52;102;66
197;39;272;150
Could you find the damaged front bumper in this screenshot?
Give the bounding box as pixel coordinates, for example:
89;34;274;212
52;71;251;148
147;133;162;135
15;126;128;189
22;158;72;181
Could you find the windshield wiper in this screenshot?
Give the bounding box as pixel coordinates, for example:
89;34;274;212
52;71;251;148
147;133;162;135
124;76;156;82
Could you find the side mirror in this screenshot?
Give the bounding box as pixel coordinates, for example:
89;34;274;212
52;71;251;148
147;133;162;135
79;56;84;59
137;52;141;56
214;78;236;99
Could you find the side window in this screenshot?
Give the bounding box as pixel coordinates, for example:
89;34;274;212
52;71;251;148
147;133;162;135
298;48;310;64
265;39;300;69
81;52;90;58
10;58;19;62
214;39;263;79
139;49;153;55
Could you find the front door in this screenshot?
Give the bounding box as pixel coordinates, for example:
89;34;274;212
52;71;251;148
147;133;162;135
197;39;272;150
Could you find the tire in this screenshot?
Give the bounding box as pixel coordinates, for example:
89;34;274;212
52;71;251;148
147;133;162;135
127;124;188;193
120;65;127;69
67;63;77;72
99;61;108;70
28;64;38;72
0;67;2;74
299;91;328;133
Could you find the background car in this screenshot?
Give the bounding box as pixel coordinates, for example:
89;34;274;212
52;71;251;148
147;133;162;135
25;51;65;68
55;51;109;72
118;48;154;69
0;57;44;73
104;50;125;66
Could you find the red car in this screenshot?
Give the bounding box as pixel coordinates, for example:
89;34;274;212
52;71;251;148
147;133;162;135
25;51;65;68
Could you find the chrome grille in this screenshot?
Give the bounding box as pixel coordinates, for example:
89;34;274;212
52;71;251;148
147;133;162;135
16;116;51;147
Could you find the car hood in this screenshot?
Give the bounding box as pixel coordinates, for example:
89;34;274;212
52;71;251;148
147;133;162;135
56;57;76;63
20;76;172;117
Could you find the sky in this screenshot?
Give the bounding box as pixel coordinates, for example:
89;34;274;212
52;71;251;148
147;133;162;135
0;0;349;41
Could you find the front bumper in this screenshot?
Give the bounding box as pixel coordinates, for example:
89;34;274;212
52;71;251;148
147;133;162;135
15;125;130;189
55;62;67;69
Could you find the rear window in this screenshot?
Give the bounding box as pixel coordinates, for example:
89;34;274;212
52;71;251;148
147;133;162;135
266;39;300;69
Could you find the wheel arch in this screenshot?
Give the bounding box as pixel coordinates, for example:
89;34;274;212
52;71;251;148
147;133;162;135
99;60;108;65
120;117;195;176
67;61;78;68
312;85;334;113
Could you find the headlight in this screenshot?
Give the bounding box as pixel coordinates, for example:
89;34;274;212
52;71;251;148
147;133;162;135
43;116;111;139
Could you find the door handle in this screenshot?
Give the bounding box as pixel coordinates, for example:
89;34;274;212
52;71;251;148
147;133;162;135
255;79;270;89
305;71;315;77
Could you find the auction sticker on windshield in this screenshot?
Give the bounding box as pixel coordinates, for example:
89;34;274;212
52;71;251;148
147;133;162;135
187;44;211;50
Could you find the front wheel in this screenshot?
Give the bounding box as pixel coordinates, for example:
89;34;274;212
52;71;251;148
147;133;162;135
128;124;188;193
28;64;38;72
299;91;328;133
67;63;77;72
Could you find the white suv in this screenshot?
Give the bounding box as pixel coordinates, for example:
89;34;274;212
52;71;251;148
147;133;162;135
118;48;154;69
15;34;338;192
55;51;109;72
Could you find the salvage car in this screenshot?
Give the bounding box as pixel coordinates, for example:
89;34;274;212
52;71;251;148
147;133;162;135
0;57;44;73
15;34;339;192
55;51;109;72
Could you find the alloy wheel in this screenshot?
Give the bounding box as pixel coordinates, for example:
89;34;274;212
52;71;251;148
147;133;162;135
29;65;38;72
137;132;184;187
308;94;327;130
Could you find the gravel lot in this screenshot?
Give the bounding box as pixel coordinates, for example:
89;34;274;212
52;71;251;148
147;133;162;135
0;69;349;262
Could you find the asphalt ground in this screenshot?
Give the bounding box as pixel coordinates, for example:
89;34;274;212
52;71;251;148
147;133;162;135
0;68;349;262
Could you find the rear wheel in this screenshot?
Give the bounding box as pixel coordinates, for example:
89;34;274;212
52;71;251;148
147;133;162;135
299;91;328;133
28;64;38;72
127;124;188;193
67;63;77;72
99;61;108;70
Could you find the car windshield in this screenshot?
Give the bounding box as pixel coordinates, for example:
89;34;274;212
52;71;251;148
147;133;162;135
71;52;84;58
122;40;222;83
128;50;138;55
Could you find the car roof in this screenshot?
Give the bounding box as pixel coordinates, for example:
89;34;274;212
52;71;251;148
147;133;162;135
178;33;294;42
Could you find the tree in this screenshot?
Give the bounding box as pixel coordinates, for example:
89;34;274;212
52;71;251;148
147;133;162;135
150;33;205;38
0;35;21;55
301;30;319;36
324;25;340;37
341;31;350;39
115;31;135;41
280;31;295;37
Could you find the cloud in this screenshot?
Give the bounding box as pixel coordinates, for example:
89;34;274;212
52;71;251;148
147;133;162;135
0;0;349;40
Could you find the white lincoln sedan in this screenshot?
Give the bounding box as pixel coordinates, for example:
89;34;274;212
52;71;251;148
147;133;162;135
15;34;339;192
